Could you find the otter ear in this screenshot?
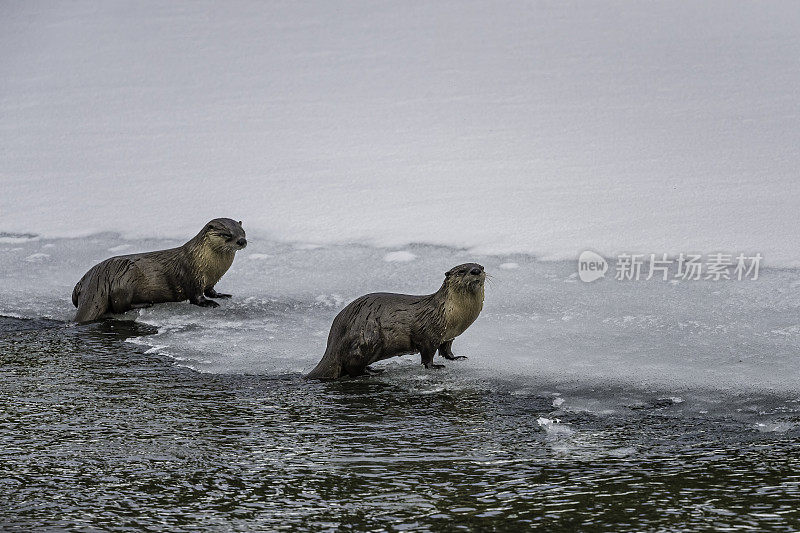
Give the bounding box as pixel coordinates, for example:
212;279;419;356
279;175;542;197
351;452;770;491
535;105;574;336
238;220;242;226
445;271;452;278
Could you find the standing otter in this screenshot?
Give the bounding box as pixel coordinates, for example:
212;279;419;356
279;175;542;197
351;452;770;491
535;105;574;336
306;263;486;379
71;218;247;323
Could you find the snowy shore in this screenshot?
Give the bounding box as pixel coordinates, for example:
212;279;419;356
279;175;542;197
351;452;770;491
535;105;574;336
2;1;799;264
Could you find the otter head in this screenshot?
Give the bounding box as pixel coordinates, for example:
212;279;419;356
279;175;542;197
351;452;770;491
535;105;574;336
444;263;486;293
201;218;247;253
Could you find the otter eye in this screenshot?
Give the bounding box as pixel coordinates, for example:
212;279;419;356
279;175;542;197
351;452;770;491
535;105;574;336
459;269;466;275
445;271;452;277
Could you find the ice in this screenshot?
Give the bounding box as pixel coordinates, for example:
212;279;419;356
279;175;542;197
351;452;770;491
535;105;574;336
1;2;799;265
2;234;799;400
536;418;573;437
0;235;39;244
755;421;796;433
661;397;684;405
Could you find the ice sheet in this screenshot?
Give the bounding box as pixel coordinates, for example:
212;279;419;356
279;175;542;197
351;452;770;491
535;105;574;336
2;235;798;399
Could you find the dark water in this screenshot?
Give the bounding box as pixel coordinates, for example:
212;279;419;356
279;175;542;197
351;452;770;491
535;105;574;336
2;317;800;532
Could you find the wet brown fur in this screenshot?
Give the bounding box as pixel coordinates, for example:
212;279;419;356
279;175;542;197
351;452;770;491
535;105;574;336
306;263;485;379
71;218;246;323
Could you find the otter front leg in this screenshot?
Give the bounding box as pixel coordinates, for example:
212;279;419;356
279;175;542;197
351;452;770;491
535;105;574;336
189;286;220;308
204;287;232;299
191;296;219;308
438;340;467;361
421;348;445;369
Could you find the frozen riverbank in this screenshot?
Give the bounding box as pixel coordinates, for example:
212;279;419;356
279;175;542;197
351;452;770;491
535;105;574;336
2;233;799;401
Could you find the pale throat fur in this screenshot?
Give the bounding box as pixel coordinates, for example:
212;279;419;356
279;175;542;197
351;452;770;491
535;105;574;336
187;239;235;290
442;284;484;341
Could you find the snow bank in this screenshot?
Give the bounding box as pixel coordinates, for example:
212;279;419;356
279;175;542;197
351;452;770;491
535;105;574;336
1;1;799;264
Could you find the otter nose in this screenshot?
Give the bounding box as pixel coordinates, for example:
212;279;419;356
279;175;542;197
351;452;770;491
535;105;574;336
470;267;482;275
236;238;247;247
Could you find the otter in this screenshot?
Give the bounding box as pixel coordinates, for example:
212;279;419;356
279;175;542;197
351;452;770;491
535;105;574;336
306;263;486;379
71;218;247;323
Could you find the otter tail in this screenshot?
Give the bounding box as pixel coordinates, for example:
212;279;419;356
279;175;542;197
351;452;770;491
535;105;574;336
73;268;111;323
304;353;342;380
304;339;347;380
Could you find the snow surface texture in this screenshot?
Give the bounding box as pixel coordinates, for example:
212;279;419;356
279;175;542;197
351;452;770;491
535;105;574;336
2;1;799;264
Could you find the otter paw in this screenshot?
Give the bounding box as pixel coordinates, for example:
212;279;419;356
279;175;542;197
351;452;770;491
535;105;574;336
197;299;220;308
424;363;446;370
205;290;232;299
452;355;468;360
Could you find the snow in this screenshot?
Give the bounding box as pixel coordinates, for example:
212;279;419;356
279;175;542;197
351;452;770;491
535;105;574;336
107;244;133;253
24;253;50;263
1;1;799;265
384;251;417;262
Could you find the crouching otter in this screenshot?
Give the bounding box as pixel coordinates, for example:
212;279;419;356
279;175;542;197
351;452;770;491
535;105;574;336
306;263;486;379
71;218;247;323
